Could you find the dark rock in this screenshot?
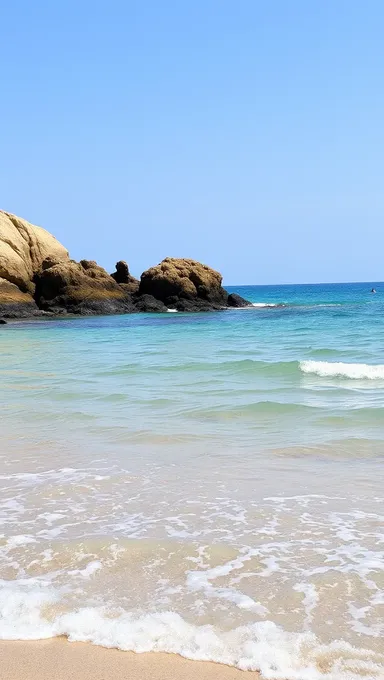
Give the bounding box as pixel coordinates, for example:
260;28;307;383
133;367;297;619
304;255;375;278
174;299;225;312
65;298;136;315
111;261;140;293
227;293;252;308
0;303;39;318
133;294;168;313
139;258;228;310
40;306;68;316
0;318;7;324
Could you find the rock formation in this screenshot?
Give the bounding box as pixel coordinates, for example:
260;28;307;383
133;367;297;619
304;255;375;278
133;294;167;313
0;211;69;317
0;210;252;318
0;278;40;318
139;257;229;311
0;211;69;294
227;293;252;308
34;259;135;315
111;261;139;293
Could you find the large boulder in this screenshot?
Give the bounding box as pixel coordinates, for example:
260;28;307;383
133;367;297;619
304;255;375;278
111;260;139;293
0;278;40;318
0;210;69;294
139;258;229;310
34;258;135;315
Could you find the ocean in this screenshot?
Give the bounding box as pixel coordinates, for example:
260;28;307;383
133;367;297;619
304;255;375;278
0;282;383;679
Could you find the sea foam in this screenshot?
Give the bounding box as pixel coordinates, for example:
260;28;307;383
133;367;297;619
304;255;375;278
0;584;382;680
299;361;384;380
252;302;278;308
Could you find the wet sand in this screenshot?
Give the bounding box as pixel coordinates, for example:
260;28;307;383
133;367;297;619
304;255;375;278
1;639;258;680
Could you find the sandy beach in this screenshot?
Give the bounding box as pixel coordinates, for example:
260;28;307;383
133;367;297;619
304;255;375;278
1;639;257;680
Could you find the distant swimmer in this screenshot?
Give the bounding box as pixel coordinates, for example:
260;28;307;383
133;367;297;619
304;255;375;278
371;288;376;293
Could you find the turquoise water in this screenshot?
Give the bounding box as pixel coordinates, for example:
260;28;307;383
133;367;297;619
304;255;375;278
0;283;383;679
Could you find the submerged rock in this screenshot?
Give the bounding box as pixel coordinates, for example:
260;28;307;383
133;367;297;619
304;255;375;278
139;258;229;311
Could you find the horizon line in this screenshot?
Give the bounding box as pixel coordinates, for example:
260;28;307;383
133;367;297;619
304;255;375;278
224;280;383;287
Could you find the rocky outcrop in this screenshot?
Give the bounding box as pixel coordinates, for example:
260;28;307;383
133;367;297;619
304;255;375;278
34;258;135;315
0;278;40;318
139;258;229;311
0;210;253;318
133;294;168;313
0;211;69;294
111;261;139;293
0;210;69;316
227;293;252;308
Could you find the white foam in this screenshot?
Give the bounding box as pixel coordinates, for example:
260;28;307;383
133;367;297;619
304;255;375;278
68;560;103;578
299;360;384;380
294;583;319;630
186;553;269;616
0;584;382;679
252;302;278;308
0;581;58;639
6;535;37;549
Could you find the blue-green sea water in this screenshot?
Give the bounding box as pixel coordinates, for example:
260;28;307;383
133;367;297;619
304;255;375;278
0;283;383;679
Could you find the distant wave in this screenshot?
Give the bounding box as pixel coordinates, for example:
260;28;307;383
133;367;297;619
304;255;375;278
252;302;279;308
300;360;384;380
185;400;317;421
159;359;299;377
97;358;384;381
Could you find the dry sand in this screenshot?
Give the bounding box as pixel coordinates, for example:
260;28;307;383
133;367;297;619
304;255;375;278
1;639;258;680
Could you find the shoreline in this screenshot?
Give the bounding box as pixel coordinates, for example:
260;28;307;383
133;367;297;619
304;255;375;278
0;639;258;680
0;305;257;324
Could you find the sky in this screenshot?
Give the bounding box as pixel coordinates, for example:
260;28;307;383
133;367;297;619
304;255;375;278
1;1;384;284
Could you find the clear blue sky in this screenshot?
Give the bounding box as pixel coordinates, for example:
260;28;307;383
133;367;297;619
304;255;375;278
1;1;383;284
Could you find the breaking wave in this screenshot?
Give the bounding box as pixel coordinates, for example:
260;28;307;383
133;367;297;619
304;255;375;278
252;302;279;307
300;361;384;380
0;586;382;679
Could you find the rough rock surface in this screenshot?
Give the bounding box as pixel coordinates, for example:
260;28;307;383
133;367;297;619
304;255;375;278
139;258;229;310
0;211;253;317
133;294;168;313
0;211;69;294
0;278;40;318
34;259;135;315
111;261;139;293
227;293;252;308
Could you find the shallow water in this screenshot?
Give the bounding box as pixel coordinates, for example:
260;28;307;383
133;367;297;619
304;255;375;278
0;283;383;679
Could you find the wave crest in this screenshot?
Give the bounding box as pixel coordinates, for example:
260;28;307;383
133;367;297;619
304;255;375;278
300;361;384;380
